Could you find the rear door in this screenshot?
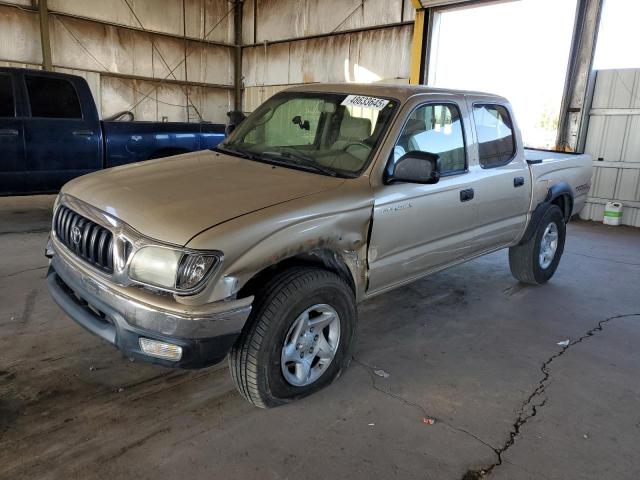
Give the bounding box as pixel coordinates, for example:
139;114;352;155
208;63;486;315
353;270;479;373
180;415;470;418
23;74;102;192
0;72;26;195
368;99;479;293
468;102;531;251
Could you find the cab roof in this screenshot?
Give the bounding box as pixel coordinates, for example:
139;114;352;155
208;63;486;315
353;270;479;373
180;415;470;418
284;82;509;104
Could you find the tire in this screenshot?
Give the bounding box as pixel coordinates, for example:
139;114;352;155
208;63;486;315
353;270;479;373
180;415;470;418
228;267;357;408
509;204;566;285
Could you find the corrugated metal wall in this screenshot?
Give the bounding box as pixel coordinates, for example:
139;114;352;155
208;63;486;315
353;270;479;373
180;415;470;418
1;0;419;121
0;0;234;122
241;0;415;112
580;69;640;227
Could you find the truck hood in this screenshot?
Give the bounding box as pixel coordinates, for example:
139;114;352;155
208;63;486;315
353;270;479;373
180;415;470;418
62;150;345;245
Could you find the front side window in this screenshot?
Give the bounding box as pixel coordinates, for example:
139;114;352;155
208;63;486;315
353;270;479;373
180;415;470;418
222;92;398;176
393;103;466;175
0;75;14;117
25;75;82;119
473;104;516;168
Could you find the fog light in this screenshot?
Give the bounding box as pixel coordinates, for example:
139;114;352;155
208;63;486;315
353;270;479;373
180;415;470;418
139;338;183;361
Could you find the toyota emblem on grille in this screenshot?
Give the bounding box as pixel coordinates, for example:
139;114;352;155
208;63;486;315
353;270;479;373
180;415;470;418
71;226;82;245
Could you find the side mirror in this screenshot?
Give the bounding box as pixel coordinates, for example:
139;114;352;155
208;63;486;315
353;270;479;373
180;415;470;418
386;151;441;184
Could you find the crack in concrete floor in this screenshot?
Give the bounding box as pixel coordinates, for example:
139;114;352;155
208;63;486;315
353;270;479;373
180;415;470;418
352;358;500;455
462;313;640;479
352;312;640;480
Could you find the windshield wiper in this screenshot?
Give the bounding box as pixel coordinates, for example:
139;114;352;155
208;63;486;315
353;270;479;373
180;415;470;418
214;144;261;161
217;145;339;177
262;150;338;177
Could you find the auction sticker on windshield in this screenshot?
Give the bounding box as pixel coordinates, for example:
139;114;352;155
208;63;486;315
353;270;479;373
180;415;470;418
341;95;389;110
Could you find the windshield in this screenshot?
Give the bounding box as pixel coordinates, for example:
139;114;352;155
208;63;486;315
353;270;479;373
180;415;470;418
220;91;398;176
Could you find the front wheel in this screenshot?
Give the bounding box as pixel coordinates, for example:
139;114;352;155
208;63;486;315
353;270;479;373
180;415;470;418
228;267;357;408
509;204;566;285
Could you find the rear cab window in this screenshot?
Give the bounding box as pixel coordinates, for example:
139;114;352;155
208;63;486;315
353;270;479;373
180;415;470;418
25;75;82;119
0;74;15;117
472;104;516;168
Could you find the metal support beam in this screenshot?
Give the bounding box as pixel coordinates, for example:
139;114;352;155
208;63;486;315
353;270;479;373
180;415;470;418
556;0;604;152
38;0;52;70
409;0;426;85
242;21;414;48
233;0;243;114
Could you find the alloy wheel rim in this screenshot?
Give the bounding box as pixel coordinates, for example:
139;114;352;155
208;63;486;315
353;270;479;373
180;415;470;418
539;222;559;269
280;304;341;387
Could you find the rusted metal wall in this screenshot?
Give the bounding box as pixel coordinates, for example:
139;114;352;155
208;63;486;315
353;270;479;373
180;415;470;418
2;0;417;120
242;0;414;43
0;1;233;122
0;5;43;65
241;0;415;112
49;0;234;44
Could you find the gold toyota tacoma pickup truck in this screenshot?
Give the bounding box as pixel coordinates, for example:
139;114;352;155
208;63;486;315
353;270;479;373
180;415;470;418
45;84;592;408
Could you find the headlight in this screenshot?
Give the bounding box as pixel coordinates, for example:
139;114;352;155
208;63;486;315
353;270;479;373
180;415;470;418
129;247;182;289
176;254;219;290
128;246;222;293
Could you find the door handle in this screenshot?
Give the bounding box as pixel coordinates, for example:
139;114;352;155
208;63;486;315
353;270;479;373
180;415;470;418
460;188;474;202
72;130;94;136
0;129;18;136
514;176;525;187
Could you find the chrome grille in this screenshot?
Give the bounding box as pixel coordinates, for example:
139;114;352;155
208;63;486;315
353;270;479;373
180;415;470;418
53;205;114;273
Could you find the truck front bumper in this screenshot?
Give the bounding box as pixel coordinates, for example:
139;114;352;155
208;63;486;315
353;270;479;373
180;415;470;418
47;250;252;369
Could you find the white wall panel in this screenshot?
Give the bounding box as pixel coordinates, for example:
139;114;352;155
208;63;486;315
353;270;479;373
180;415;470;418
242;24;412;90
0;6;42;65
185;42;233;86
0;0;32;6
49;15;235;84
50;0;234;43
242;0;407;44
100;75;230;122
244;83;300;112
0;61;41;69
581;69;640;227
1;1;232;125
2;0;410;126
591;69;639;109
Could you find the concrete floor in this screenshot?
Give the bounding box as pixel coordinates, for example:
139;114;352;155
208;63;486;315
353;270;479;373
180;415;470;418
1;195;639;480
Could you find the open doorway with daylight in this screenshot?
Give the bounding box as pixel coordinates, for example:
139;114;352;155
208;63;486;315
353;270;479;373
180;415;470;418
427;0;578;149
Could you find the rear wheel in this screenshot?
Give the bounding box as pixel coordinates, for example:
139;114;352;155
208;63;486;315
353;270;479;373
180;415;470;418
228;267;357;408
509;204;566;285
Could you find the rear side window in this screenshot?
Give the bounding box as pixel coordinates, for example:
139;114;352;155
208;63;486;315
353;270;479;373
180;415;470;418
394;103;466;175
473;104;516;168
25;75;82;119
0;75;14;117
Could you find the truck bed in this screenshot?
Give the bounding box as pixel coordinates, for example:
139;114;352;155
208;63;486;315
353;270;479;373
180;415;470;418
525;148;593;216
525;148;585;162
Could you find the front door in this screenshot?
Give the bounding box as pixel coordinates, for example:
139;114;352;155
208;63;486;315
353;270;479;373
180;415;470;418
368;101;478;293
23;74;102;193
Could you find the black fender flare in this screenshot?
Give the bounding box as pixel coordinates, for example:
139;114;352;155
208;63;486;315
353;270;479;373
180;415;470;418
518;182;574;245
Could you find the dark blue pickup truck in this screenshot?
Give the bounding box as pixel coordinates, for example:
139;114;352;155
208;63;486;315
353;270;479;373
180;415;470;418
0;68;225;195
